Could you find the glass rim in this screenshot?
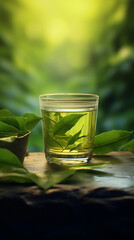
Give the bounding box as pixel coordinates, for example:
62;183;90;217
39;93;99;101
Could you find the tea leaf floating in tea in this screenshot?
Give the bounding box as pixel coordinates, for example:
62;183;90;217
66;128;83;148
70;143;83;152
53;113;86;136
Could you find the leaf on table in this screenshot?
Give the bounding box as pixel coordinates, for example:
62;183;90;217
53;113;86;136
29;169;76;190
0;148;25;168
94;130;133;154
0;166;32;184
119;139;134;153
0;148;75;190
0;150;31;182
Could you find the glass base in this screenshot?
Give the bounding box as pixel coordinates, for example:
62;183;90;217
45;151;92;166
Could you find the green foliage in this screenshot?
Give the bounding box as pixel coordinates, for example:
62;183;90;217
16;113;41;132
29;170;75;190
0;109;41;140
0;117;20;130
0;0;134;151
66;128;83;148
0;148;24;168
119;139;134;153
22;113;42;131
43;111;89;152
53;114;86;136
0;121;20;137
94;130;133;154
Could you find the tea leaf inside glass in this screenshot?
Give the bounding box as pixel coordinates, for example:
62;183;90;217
41;109;97;157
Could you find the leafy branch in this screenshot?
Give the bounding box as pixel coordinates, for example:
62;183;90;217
0;109;41;142
94;130;134;154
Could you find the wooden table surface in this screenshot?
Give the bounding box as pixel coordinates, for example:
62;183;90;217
24;151;134;192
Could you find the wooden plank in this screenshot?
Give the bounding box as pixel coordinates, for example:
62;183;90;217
24;152;46;173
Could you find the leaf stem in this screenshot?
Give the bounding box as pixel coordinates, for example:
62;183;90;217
43;115;57;123
48;134;64;149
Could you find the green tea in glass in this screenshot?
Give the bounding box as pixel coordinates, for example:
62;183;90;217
39;93;99;165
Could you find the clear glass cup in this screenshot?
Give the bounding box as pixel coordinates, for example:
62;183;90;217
39;93;99;165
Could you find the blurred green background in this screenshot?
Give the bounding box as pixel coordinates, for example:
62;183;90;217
0;0;134;151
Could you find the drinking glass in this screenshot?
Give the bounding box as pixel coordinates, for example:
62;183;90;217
39;93;99;165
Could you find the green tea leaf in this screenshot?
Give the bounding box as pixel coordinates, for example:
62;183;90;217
66;128;82;148
43;114;57;123
78;135;87;140
94;130;133;154
0;121;20;137
22;113;41;130
16;116;27;132
46;133;64;149
0;167;75;188
0;148;25;168
70;143;83;152
54;112;59;116
0;136;17;143
53;114;85;136
0;166;32;184
119;139;134;153
82;139;92;149
0;110;41;136
69;135;88;152
15;113;41;133
29;169;75;190
54;112;62;120
0;117;20;130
